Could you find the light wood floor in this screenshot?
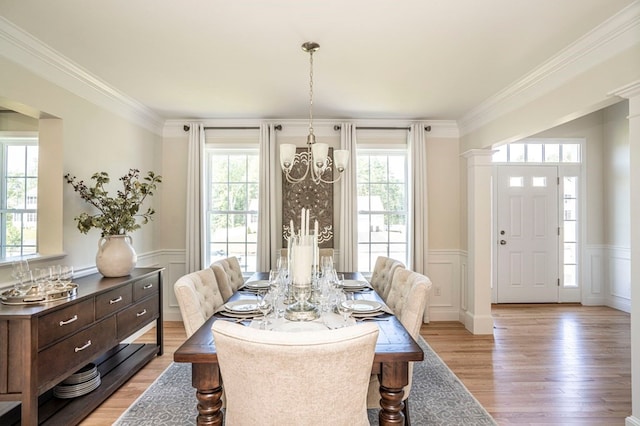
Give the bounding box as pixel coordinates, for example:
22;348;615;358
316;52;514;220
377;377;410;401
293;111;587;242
81;304;631;426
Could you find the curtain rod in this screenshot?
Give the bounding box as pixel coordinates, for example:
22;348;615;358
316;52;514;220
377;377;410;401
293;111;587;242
333;125;431;132
183;124;282;131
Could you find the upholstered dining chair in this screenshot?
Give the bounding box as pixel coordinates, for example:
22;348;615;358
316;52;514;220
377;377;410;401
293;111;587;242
367;269;432;424
212;321;379;426
369;256;405;302
211;256;244;301
173;268;225;338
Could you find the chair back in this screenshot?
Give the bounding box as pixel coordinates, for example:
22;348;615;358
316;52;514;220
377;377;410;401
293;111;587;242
369;256;404;301
211;256;244;301
368;269;431;408
173;268;225;337
212;321;379;426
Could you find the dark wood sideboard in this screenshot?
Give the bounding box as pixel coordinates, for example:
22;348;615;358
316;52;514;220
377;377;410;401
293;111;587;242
0;267;164;425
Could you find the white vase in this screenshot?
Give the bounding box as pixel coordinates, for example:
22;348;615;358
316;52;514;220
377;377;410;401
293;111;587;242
96;235;137;277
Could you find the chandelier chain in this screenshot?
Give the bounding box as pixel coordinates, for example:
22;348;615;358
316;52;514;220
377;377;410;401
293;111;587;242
308;49;314;136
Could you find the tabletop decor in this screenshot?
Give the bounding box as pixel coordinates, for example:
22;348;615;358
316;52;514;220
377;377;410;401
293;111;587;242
64;168;162;277
285;208;320;321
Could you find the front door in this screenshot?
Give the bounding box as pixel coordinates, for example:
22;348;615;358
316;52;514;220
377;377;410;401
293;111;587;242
496;166;559;303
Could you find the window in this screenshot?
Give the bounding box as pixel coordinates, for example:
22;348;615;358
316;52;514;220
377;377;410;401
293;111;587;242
493;141;581;164
1;137;38;258
562;176;578;288
205;148;259;272
356;149;408;272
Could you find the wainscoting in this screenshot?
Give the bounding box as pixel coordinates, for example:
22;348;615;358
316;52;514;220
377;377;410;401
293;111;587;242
584;244;631;313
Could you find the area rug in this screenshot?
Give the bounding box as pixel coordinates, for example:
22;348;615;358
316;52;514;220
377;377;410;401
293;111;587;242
114;336;496;425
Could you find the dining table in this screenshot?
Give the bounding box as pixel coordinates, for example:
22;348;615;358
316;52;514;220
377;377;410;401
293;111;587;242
173;271;424;426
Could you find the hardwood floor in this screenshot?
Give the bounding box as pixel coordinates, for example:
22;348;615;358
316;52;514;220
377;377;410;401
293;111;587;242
80;304;631;425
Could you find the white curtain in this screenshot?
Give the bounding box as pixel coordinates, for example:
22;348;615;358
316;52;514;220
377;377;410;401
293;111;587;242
186;123;206;273
338;123;358;272
408;123;428;273
257;123;278;271
409;123;430;322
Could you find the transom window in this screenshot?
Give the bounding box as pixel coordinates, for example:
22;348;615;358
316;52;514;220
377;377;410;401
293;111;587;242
493;140;581;163
0;137;38;258
205;148;259;272
356;149;408;272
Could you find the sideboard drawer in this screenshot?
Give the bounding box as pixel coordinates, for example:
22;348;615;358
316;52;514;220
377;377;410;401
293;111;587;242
133;274;159;301
38;298;95;349
95;284;133;319
38;315;117;389
117;294;160;340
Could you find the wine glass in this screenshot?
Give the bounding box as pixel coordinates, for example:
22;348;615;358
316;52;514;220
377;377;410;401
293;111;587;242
256;291;272;329
337;293;354;327
11;259;30;294
32;268;50;293
59;266;74;286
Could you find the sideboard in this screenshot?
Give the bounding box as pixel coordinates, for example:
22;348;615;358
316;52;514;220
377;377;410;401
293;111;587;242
0;267;164;425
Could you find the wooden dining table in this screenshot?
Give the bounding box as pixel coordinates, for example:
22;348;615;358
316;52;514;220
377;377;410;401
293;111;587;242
173;272;424;426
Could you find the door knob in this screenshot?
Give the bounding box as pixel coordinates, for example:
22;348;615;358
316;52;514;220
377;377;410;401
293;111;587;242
499;240;507;245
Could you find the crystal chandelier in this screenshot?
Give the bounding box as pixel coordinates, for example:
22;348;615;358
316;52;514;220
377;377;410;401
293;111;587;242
280;42;349;184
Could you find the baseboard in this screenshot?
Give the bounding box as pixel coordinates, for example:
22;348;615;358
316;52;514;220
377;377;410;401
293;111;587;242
462;310;494;335
626;415;640;426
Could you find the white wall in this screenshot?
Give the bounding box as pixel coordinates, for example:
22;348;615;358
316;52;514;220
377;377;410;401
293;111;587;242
0;56;162;283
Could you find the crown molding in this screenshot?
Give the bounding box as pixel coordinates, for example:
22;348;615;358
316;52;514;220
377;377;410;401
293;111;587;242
0;17;164;135
458;0;640;136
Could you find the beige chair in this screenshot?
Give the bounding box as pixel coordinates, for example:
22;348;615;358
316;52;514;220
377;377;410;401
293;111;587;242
173;268;225;338
211;256;244;301
367;269;431;424
369;256;405;301
212;321;379;426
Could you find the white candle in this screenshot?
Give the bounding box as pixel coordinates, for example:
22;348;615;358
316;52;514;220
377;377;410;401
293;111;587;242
290;219;295;238
301;208;306;237
306;209;310;237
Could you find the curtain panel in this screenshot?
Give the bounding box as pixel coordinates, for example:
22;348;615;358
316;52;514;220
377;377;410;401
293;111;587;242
186;123;206;273
338;123;358;272
257;123;278;271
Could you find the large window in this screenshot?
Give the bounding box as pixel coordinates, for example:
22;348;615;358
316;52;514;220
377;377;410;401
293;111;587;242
356;149;408;272
205;148;259;272
1;137;38;258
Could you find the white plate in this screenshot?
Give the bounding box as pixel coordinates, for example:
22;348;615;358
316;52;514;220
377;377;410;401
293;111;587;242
341;280;369;288
243;280;270;290
224;301;259;313
273;322;328;332
342;300;382;313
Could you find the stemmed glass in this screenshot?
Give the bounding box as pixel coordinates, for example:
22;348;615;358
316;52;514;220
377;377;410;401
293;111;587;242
256;291;272;329
11;259;30;294
337;292;354;327
59;266;74;286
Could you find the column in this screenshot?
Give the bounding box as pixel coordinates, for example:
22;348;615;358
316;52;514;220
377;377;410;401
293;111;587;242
461;149;494;335
611;81;640;426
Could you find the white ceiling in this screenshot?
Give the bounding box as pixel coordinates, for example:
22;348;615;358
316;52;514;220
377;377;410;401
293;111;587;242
0;0;636;122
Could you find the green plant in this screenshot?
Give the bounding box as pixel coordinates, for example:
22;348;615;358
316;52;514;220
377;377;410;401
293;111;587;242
64;169;162;237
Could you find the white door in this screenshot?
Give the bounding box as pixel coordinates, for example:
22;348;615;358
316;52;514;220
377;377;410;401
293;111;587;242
496;166;559;303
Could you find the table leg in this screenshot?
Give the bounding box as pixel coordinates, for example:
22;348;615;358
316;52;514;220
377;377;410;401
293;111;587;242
378;361;408;425
192;363;223;426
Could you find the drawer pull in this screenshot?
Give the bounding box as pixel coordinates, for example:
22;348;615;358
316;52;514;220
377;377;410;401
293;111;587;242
59;315;78;326
136;309;147;317
74;340;92;352
143;283;153;290
109;296;123;304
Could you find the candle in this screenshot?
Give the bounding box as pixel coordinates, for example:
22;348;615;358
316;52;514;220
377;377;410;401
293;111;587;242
290;219;295;238
306;209;310;237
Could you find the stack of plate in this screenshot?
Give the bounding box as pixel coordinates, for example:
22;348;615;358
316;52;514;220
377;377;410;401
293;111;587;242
241;280;270;293
342;300;386;318
220;300;260;318
340;280;371;292
53;363;101;399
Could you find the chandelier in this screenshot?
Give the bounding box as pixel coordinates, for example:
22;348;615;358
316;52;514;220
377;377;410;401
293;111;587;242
280;42;349;184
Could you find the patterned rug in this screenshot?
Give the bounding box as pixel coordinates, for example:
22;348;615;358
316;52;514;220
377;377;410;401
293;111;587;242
114;336;496;425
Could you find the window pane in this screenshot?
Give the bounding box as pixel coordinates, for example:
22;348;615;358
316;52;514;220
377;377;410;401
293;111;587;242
509;177;523;187
527;144;543;162
532;177;546;187
357;156;370;183
509;144;525;162
562;144;580;163
564;177;577;198
545;144;560;162
564;199;576;220
6;146;26;176
6;178;25;209
564;242;576;264
369;156;388;182
564;221;576;243
564;264;577;288
210;184;229;210
388;156;405;183
492;145;507;162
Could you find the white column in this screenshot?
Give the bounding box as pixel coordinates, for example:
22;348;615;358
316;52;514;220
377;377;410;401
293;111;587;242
611;81;640;426
461;149;494;334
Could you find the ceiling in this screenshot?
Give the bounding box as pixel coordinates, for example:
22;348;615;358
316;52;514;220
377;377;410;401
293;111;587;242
0;0;636;122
